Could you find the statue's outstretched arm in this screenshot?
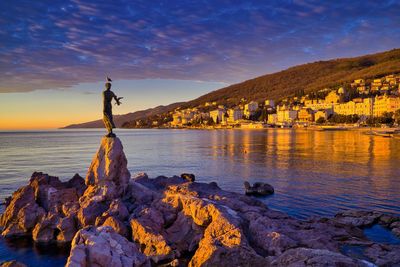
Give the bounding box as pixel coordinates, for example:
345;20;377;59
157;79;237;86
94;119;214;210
113;93;123;106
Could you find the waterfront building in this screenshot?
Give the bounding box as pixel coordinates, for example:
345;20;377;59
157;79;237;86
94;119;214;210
210;108;225;123
244;101;258;118
314;109;332;121
304;99;333;110
297;108;314;122
373;95;400;117
277;109;298;123
334;98;374;117
227;108;243;123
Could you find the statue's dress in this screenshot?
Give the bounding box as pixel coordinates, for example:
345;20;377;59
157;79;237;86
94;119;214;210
103;90;116;132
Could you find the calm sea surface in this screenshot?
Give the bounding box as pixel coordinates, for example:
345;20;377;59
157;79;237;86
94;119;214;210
0;129;400;265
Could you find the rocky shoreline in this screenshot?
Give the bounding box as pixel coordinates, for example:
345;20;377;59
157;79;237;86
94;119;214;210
1;137;400;266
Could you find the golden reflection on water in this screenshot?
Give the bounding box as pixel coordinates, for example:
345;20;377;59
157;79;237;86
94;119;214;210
206;129;400;218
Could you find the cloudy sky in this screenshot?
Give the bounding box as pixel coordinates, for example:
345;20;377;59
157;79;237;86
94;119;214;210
0;0;399;128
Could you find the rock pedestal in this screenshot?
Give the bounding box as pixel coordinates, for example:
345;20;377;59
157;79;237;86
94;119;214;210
85;137;130;200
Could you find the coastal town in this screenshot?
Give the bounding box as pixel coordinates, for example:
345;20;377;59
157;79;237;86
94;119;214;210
124;74;400;129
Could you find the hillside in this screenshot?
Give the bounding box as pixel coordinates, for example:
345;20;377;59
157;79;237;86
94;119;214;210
64;48;400;128
181;48;400;108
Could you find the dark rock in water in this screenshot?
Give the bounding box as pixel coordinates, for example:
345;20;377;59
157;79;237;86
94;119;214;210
180;173;195;182
244;181;274;196
0;260;27;267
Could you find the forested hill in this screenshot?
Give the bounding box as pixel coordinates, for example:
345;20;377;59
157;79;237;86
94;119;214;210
181;48;400;108
64;48;400;128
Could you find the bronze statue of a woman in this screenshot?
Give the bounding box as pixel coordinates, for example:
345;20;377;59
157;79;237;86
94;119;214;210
103;77;123;137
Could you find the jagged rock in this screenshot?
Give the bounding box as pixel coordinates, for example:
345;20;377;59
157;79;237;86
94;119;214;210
0;185;40;237
162;184;269;266
62;201;80;217
271;248;368;266
130;207;175;262
181;173;195;182
66;226;149;267
101;216;128;237
77;196;108;227
0;260;27;267
85;137;130;199
65;173;86;196
244;181;274;196
126;180;156;206
56;216;77;242
32;212;60;242
132;172;149;181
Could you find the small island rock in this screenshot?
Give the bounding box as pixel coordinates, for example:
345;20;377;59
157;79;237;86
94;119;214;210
244;181;274;196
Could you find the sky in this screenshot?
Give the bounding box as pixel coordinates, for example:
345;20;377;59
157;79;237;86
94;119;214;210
0;0;400;129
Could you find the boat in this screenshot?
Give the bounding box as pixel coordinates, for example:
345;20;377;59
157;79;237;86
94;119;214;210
318;125;349;131
371;131;393;137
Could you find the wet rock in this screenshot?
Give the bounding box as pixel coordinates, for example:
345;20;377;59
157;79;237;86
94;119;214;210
334;210;382;227
0;261;27;267
378;214;398;226
271;247;368;266
181;173;195;182
66;226;150;267
244;181;274;196
85;137;130;199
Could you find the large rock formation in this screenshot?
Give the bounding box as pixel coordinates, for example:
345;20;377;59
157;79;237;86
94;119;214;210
0;172;86;241
85;137;130;199
2;136;400;266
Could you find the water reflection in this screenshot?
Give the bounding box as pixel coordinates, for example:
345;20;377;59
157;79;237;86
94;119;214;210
0;129;399;220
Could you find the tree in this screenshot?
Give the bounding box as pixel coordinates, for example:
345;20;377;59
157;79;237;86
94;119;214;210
316;117;326;124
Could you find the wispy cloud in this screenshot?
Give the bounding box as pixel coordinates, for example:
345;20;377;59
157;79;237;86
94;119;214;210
0;0;399;93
